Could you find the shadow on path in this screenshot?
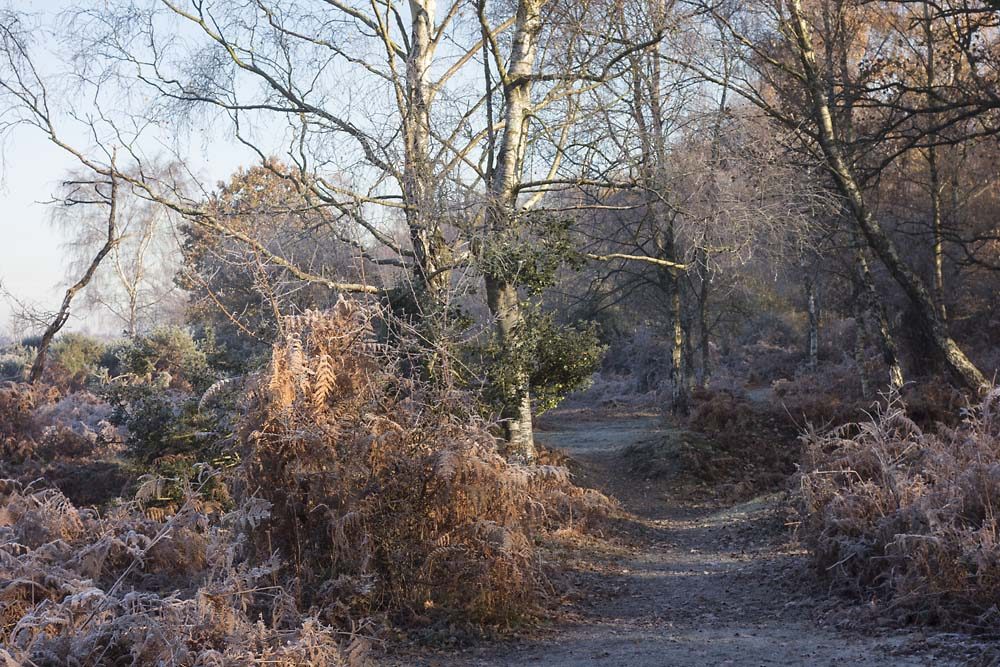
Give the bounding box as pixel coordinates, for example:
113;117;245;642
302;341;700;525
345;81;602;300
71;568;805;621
400;410;977;666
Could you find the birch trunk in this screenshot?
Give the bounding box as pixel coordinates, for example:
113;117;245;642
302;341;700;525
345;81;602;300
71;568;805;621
805;272;819;371
786;0;989;394
854;247;905;391
670;276;689;415
695;245;712;389
483;0;543;462
31;177;119;383
403;0;450;306
853;299;871;399
928;146;947;321
922;2;947;322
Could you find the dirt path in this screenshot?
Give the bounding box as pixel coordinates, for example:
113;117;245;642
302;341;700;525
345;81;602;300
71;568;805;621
402;411;984;666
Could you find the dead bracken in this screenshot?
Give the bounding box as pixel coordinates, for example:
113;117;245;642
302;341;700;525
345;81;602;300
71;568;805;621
0;300;613;665
799;390;1000;629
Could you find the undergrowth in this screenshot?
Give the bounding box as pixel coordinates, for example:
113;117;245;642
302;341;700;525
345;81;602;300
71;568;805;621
798;389;1000;630
0;477;368;665
0;298;612;664
242;299;613;628
674;388;807;499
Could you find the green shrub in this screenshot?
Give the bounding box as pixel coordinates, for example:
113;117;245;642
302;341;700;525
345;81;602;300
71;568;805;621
193;324;271;376
99;328;233;463
103;375;233;463
48;333;108;387
483;310;605;415
108;326;214;392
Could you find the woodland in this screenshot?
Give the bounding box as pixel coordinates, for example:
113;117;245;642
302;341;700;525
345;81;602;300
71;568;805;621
0;0;999;664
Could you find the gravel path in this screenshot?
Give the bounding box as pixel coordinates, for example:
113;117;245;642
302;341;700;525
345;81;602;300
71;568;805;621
397;411;986;667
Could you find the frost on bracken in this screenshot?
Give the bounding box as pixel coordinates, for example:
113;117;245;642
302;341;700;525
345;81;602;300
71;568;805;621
799;389;1000;628
0;298;612;665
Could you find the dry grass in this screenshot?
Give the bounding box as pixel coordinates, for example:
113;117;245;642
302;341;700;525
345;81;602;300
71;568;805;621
798;389;1000;629
679;389;804;499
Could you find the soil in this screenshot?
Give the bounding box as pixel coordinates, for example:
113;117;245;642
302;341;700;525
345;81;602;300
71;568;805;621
387;409;995;666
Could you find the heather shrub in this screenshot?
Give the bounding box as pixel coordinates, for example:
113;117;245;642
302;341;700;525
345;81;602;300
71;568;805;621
742;340;801;386
0;342;34;382
677;359;877;499
33;390;120;460
900;379;966;427
0;382;37;464
0;385;129;506
770;363;868;426
798;389;1000;628
242;299;611;626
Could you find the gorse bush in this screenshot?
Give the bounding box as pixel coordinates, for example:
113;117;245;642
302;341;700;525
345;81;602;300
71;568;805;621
242;299;611;626
104;380;208;461
798;390;1000;629
103;327;230;463
48;333;108;388
108;326;215;393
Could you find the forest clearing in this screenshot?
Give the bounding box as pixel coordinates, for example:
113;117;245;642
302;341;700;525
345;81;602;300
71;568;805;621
1;0;1000;664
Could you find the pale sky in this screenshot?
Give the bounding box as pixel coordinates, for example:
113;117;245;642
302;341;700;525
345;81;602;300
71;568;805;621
0;1;72;337
0;0;526;340
0;1;259;338
0;128;253;339
0;115;79;336
0;0;266;339
0;0;392;339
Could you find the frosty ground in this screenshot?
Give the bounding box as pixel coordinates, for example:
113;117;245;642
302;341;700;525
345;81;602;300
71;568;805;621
392;411;994;667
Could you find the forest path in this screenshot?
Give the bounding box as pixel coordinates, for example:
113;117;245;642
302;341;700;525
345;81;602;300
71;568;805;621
405;410;973;666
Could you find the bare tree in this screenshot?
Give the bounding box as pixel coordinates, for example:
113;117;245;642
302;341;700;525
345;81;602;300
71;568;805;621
29;174;120;383
682;0;992;394
53;166;187;335
2;0;653;457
